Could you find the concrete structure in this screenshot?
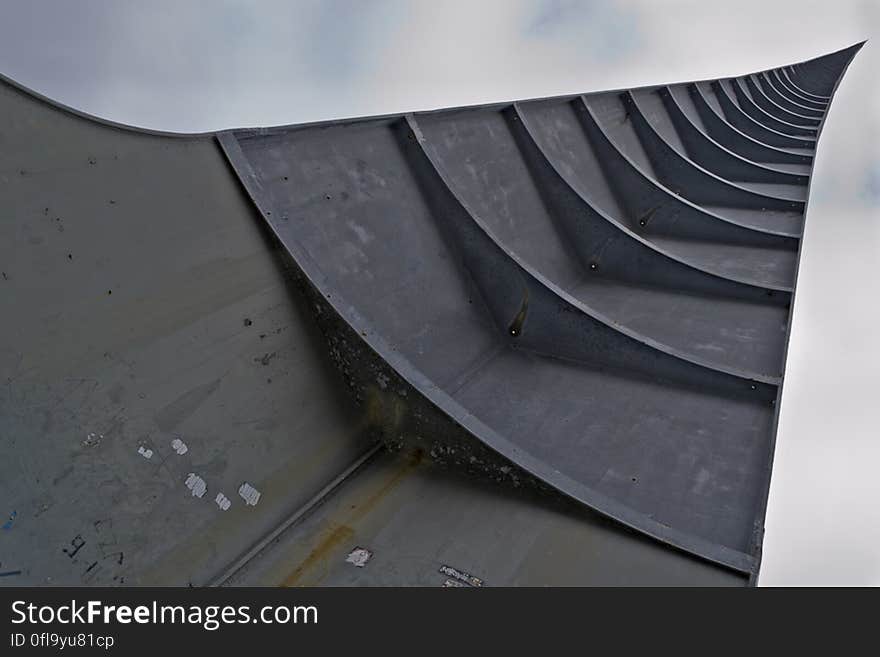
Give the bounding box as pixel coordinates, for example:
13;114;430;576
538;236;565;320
0;44;861;586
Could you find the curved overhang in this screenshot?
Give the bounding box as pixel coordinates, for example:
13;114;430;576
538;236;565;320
0;42;864;584
216;44;861;575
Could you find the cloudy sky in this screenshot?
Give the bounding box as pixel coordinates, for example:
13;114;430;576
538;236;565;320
0;0;876;585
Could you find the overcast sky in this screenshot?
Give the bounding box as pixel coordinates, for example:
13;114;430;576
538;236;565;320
0;0;876;585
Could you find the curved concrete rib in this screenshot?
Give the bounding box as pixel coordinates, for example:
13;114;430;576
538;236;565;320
769;70;828;109
396;118;774;570
507;102;792;302
725;79;818;136
657;86;809;185
756;72;825;116
509;104;790;304
781;67;830;101
787;43;862;104
689;82;815;152
788;56;846;98
710;80;817;146
769;69;827;108
504;103;790;378
622;90;805;211
407;114;778;389
742;76;822;125
577;95;800;271
686;83;813;164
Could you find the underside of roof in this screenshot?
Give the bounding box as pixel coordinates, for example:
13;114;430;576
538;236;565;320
0;43;862;586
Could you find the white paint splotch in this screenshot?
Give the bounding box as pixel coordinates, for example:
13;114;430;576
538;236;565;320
238;482;261;506
184;473;207;498
171;437;188;455
82;432;103;448
215;493;231;511
345;547;372;568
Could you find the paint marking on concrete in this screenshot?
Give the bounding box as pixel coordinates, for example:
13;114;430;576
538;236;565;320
238;482;261;506
63;535;85;559
82;432;103;448
2;511;17;530
345;547;372;568
185;473;207;498
439;564;484;587
215;493;231;511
